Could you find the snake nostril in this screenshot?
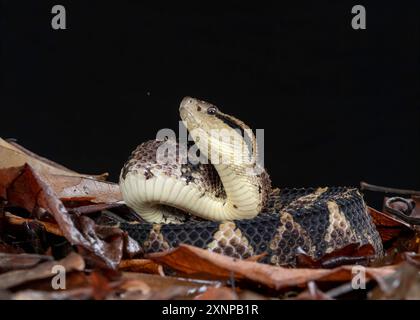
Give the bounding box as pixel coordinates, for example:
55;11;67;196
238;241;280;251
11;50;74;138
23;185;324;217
197;106;202;112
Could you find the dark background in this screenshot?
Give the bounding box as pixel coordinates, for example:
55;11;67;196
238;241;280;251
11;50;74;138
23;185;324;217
1;1;419;199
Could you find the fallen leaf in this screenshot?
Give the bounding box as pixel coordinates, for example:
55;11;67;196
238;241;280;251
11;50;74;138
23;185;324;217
119;259;163;275
0;252;52;273
369;261;420;299
294;281;332;300
117;272;223;300
296;243;375;268
0;138;122;204
43;174;122;204
368;206;413;242
0;165;132;269
0;138;101;179
87;271;114;300
11;287;93;300
148;244;397;290
412;196;420;218
5;212;63;237
0;251;85;290
194;287;238;300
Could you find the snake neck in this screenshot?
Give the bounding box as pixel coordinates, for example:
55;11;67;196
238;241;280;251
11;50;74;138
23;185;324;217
213;163;264;220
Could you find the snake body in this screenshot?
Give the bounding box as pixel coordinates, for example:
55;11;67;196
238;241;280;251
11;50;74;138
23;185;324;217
119;97;383;265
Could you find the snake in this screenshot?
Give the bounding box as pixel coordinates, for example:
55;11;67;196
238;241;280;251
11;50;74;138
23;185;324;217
118;97;383;266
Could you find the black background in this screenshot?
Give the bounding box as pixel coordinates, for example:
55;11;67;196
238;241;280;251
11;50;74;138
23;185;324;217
1;1;419;200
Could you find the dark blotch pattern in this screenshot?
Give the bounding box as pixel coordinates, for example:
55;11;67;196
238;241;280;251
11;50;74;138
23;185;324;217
120;187;383;266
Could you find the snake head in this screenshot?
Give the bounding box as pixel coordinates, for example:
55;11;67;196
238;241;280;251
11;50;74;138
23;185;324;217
180;97;257;167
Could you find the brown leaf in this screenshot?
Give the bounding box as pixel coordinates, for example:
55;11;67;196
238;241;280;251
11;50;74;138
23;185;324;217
73;216;124;269
119;259;163;275
117;272;223;300
368;206;413;242
412;196;420;219
148;244;397;290
369;261;420;299
115;279;151;298
194;287;238;300
5;212;64;237
0;242;24;254
0;253;52;273
0;138;121;204
0;252;85;290
0;165;130;269
294;281;333;300
296;243;375;268
11;287;93;300
87;271;114;300
43;174;122;204
0;138;102;179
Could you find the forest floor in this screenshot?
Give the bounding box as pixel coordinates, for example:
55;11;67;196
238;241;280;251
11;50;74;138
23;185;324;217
0;137;419;300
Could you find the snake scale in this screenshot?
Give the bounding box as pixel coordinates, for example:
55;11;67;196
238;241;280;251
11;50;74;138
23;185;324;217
118;97;383;266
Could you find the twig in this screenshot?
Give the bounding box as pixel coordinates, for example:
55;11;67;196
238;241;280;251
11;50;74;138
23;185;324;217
360;182;420;196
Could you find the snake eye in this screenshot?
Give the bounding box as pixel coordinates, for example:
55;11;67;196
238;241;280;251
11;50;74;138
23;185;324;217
207;106;218;115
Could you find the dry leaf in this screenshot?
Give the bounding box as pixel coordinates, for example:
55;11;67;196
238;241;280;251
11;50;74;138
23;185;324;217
294;281;333;300
0;252;85;290
0;138;100;179
368;206;413;242
119;259;163;275
118;272;222;300
148;244;397;290
369;261;420;299
0;252;52;273
5;212;64;237
12;287;93;300
296;243;375;268
0;164;134;269
194;287;238;300
0;138;122;204
43;174;122;204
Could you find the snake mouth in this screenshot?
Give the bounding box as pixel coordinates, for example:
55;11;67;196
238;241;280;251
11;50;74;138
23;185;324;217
179;102;201;132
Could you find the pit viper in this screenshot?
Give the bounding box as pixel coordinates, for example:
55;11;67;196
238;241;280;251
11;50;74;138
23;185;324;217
118;97;383;266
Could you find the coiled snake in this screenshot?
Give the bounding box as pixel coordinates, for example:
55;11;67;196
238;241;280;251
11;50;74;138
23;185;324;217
118;97;383;265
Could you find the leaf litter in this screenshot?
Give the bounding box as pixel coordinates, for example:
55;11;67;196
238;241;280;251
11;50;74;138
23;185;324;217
0;139;419;300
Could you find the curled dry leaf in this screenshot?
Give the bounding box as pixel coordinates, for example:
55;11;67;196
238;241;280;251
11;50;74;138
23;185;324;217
368;206;414;242
0;251;85;290
0;138;122;204
148;244;397;290
0;164;137;269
